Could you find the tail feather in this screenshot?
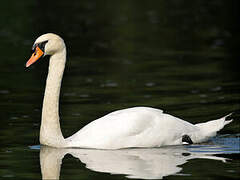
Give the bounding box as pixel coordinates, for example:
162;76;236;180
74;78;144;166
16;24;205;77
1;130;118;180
193;113;233;143
222;113;233;126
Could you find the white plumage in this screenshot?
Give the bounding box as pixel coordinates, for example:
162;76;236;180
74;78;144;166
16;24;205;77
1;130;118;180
26;33;233;149
66;107;232;149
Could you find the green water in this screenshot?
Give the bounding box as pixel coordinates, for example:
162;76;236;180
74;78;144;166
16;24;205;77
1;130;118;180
0;0;239;179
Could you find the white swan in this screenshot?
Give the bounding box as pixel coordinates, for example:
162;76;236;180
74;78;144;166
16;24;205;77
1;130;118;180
26;33;233;149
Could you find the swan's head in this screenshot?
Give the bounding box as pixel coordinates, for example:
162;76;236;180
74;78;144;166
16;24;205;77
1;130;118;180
26;33;65;67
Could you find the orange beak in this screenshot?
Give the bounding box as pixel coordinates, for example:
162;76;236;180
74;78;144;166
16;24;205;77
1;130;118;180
26;46;44;67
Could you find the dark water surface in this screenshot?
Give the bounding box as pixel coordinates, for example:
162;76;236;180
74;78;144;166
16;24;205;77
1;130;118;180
0;0;239;179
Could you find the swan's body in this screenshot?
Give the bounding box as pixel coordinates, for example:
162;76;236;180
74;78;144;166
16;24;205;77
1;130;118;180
26;33;233;149
65;107;231;149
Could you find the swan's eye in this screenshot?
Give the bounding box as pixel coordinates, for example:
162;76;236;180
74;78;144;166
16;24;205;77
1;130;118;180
38;40;48;52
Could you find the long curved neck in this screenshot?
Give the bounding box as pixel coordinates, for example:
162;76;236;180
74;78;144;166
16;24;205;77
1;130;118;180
40;48;66;147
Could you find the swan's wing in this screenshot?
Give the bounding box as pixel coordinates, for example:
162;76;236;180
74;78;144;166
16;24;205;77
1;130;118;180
66;107;158;148
66;107;198;149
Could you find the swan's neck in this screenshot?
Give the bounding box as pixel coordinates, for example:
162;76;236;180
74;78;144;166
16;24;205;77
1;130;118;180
40;49;66;147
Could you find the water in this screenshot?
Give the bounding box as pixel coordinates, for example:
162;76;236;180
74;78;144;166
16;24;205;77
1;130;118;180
0;0;239;179
0;135;239;180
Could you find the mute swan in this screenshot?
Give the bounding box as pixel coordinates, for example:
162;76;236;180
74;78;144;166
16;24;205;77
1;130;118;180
26;33;233;149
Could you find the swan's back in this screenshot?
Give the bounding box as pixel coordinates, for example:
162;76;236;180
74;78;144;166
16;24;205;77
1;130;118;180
66;107;199;149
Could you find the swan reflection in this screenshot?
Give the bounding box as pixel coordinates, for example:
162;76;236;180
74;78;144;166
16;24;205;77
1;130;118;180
40;145;227;179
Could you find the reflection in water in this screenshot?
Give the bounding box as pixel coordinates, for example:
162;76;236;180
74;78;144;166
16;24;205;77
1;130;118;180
40;145;228;179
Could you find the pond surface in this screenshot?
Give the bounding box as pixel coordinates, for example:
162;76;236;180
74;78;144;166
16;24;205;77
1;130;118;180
0;135;239;180
0;0;239;179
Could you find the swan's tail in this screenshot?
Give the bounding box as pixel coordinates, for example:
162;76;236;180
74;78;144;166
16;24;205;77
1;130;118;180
193;113;233;143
